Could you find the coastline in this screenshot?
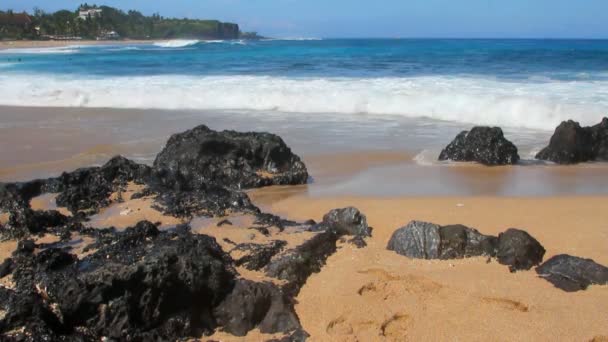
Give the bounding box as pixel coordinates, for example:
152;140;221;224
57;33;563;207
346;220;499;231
0;39;181;50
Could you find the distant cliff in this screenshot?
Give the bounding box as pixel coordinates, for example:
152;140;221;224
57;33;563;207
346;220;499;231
0;6;243;40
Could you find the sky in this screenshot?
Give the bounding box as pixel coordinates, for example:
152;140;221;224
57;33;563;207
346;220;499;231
3;0;608;39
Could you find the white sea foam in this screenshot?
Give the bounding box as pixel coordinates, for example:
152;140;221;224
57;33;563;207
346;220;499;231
263;37;322;41
0;46;80;54
153;39;200;48
0;75;606;131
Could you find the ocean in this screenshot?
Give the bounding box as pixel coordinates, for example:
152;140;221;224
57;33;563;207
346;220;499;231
1;38;608;195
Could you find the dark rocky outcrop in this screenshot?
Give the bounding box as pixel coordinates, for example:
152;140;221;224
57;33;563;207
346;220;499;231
1;221;236;340
266;230;340;296
0;125;318;339
0;221;308;340
46;155;152;214
153;125;308;190
233;240;288;271
536;254;608;292
387;221;496;260
314;207;371;238
387;221;543;271
214;279;300;336
536;118;608;164
438;126;520;165
496;228;545;272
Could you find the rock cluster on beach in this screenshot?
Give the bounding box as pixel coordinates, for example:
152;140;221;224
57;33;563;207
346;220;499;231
0;124;378;340
387;220;545;272
386;220;608;291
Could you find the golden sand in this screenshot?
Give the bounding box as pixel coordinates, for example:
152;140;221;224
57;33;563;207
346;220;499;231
246;193;608;341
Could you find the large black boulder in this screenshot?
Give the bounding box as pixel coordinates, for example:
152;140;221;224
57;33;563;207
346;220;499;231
536;254;608;292
438;126;520;165
386;221;496;260
496;228;545;272
536;118;608;164
153;125;308;190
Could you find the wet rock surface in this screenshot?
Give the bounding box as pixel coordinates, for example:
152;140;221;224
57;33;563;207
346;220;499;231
536;254;608;292
153;124;309;190
387;221;543;271
438;126;520;165
536;118;608;164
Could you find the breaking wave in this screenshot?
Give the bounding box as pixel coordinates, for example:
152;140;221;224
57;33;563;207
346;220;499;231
153;39;200;48
0;74;606;130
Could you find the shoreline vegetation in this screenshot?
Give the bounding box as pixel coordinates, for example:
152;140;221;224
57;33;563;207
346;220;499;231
0;4;262;43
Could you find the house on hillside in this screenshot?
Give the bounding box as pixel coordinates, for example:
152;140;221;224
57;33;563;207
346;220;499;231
0;12;32;29
78;8;102;20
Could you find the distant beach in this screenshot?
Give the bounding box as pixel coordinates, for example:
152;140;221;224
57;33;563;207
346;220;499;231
0;39;189;50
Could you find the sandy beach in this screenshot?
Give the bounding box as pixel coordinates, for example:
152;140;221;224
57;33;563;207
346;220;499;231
0;39;168;50
251;193;608;341
0;105;606;340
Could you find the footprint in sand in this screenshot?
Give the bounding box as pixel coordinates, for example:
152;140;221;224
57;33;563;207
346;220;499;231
357;268;442;298
380;313;410;340
590;336;608;342
481;297;529;312
326;315;354;335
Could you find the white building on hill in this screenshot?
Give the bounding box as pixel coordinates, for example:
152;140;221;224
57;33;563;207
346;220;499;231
78;8;102;20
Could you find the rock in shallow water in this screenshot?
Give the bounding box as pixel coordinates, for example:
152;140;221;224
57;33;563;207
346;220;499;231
153;124;309;190
438;126;520;165
536;118;608;164
536;254;608;292
387;221;544;271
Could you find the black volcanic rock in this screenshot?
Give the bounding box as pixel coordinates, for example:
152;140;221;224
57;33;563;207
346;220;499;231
387;221;544;272
265;230;340;296
46;155;152;214
536;254;608;292
438;126;520;165
496;228;545;272
0;221;238;340
314;207;371;238
387;221;496;260
536;118;608;164
233;240;288;271
153;125;308;190
214;279;300;336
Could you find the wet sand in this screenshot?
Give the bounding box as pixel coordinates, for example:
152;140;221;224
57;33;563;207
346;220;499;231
247;192;608;341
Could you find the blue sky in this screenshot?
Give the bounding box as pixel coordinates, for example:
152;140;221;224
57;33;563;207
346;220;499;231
3;0;608;38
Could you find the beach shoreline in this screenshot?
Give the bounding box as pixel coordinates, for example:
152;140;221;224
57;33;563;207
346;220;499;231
0;39;185;50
